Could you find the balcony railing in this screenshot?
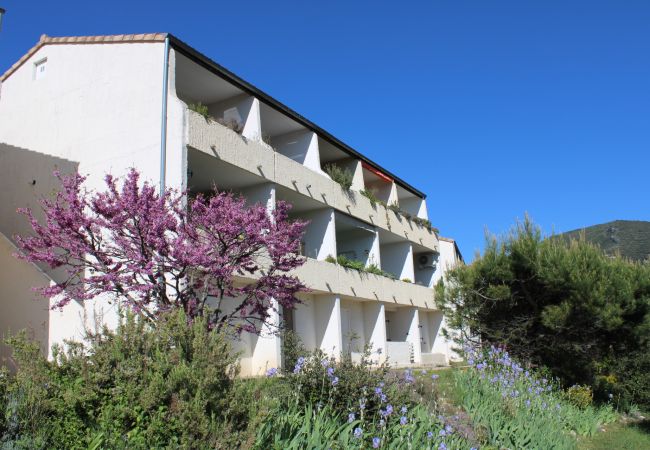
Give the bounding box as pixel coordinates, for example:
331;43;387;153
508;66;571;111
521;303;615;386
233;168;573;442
187;110;439;253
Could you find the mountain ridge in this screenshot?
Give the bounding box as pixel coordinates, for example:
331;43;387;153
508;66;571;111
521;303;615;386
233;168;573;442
558;220;650;262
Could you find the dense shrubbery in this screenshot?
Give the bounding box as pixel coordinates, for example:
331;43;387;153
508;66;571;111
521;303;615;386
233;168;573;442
437;217;650;410
0;311;265;449
258;348;471;449
0;318;626;449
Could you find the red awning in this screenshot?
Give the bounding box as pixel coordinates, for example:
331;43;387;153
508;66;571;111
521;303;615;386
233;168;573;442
362;162;393;183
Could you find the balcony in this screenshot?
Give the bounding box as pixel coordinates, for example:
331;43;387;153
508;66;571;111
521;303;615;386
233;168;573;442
292;258;436;309
187;110;439;253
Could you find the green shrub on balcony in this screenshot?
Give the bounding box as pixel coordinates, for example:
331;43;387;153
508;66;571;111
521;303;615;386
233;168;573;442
324;255;396;279
360;189;380;208
188;102;210;120
324;164;353;191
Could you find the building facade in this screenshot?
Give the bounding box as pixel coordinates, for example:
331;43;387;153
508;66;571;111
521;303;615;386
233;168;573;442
0;34;463;376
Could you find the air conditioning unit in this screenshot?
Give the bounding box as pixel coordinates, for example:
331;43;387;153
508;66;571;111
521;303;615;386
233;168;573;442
417;253;438;270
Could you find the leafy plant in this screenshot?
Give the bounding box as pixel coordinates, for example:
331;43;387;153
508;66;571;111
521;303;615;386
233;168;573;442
324;255;396;280
0;310;262;449
565;385;593;409
365;264;396;279
401;278;412;283
324;164;353;191
188;102;210;120
387;202;401;216
360;189;379;207
412;217;433;230
335;254;366;272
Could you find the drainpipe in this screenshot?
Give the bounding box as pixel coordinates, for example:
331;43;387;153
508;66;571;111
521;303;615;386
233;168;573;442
159;35;170;194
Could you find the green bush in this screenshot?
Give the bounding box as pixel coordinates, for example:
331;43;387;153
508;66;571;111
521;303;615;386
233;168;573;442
365;264;396;279
0;310;263;449
258;346;472;449
596;351;650;411
565;385;594;409
282;347;407;419
437;216;650;410
324;164;353;191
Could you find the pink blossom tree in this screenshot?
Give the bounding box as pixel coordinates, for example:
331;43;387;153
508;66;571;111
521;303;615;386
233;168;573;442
15;169;307;334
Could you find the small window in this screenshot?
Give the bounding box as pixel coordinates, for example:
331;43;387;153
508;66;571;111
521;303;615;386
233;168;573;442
34;58;47;80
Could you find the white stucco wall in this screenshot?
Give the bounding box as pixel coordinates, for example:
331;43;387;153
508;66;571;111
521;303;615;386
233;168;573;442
0;42;192;357
432;239;459;285
300;209;336;260
380;242;414;281
0;42;170;190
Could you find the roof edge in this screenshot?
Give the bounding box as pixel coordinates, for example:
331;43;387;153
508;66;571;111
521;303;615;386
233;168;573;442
167;34;427;199
1;33;168;82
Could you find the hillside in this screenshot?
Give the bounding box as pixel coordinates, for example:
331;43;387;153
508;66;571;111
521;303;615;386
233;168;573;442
559;220;650;262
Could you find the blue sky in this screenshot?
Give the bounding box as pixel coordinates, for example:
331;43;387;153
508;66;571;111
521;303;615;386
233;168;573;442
1;1;648;260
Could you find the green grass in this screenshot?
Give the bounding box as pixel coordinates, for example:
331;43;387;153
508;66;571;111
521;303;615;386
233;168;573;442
578;418;650;450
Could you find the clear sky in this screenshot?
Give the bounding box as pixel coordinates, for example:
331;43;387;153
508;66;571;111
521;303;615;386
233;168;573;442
1;1;648;260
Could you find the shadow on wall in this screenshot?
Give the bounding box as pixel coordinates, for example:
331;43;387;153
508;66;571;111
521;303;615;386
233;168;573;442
0;143;79;369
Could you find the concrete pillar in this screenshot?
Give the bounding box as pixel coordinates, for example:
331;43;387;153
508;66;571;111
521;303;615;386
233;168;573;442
387;182;399;206
241;183;275;213
409;308;423;364
293;295;317;350
243;98;262;142
301;208;336;260
273;130;326;176
207;94;261;142
363;302;387;363
368;230;381;268
250;298;282;375
392;307;422;364
315;294;342;358
339;159;364;192
429;310;448;362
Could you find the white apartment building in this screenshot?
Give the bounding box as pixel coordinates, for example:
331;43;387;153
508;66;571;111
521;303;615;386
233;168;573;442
0;34;463;376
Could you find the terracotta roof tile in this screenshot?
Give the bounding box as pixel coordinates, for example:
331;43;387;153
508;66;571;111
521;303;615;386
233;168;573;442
1;33;167;81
